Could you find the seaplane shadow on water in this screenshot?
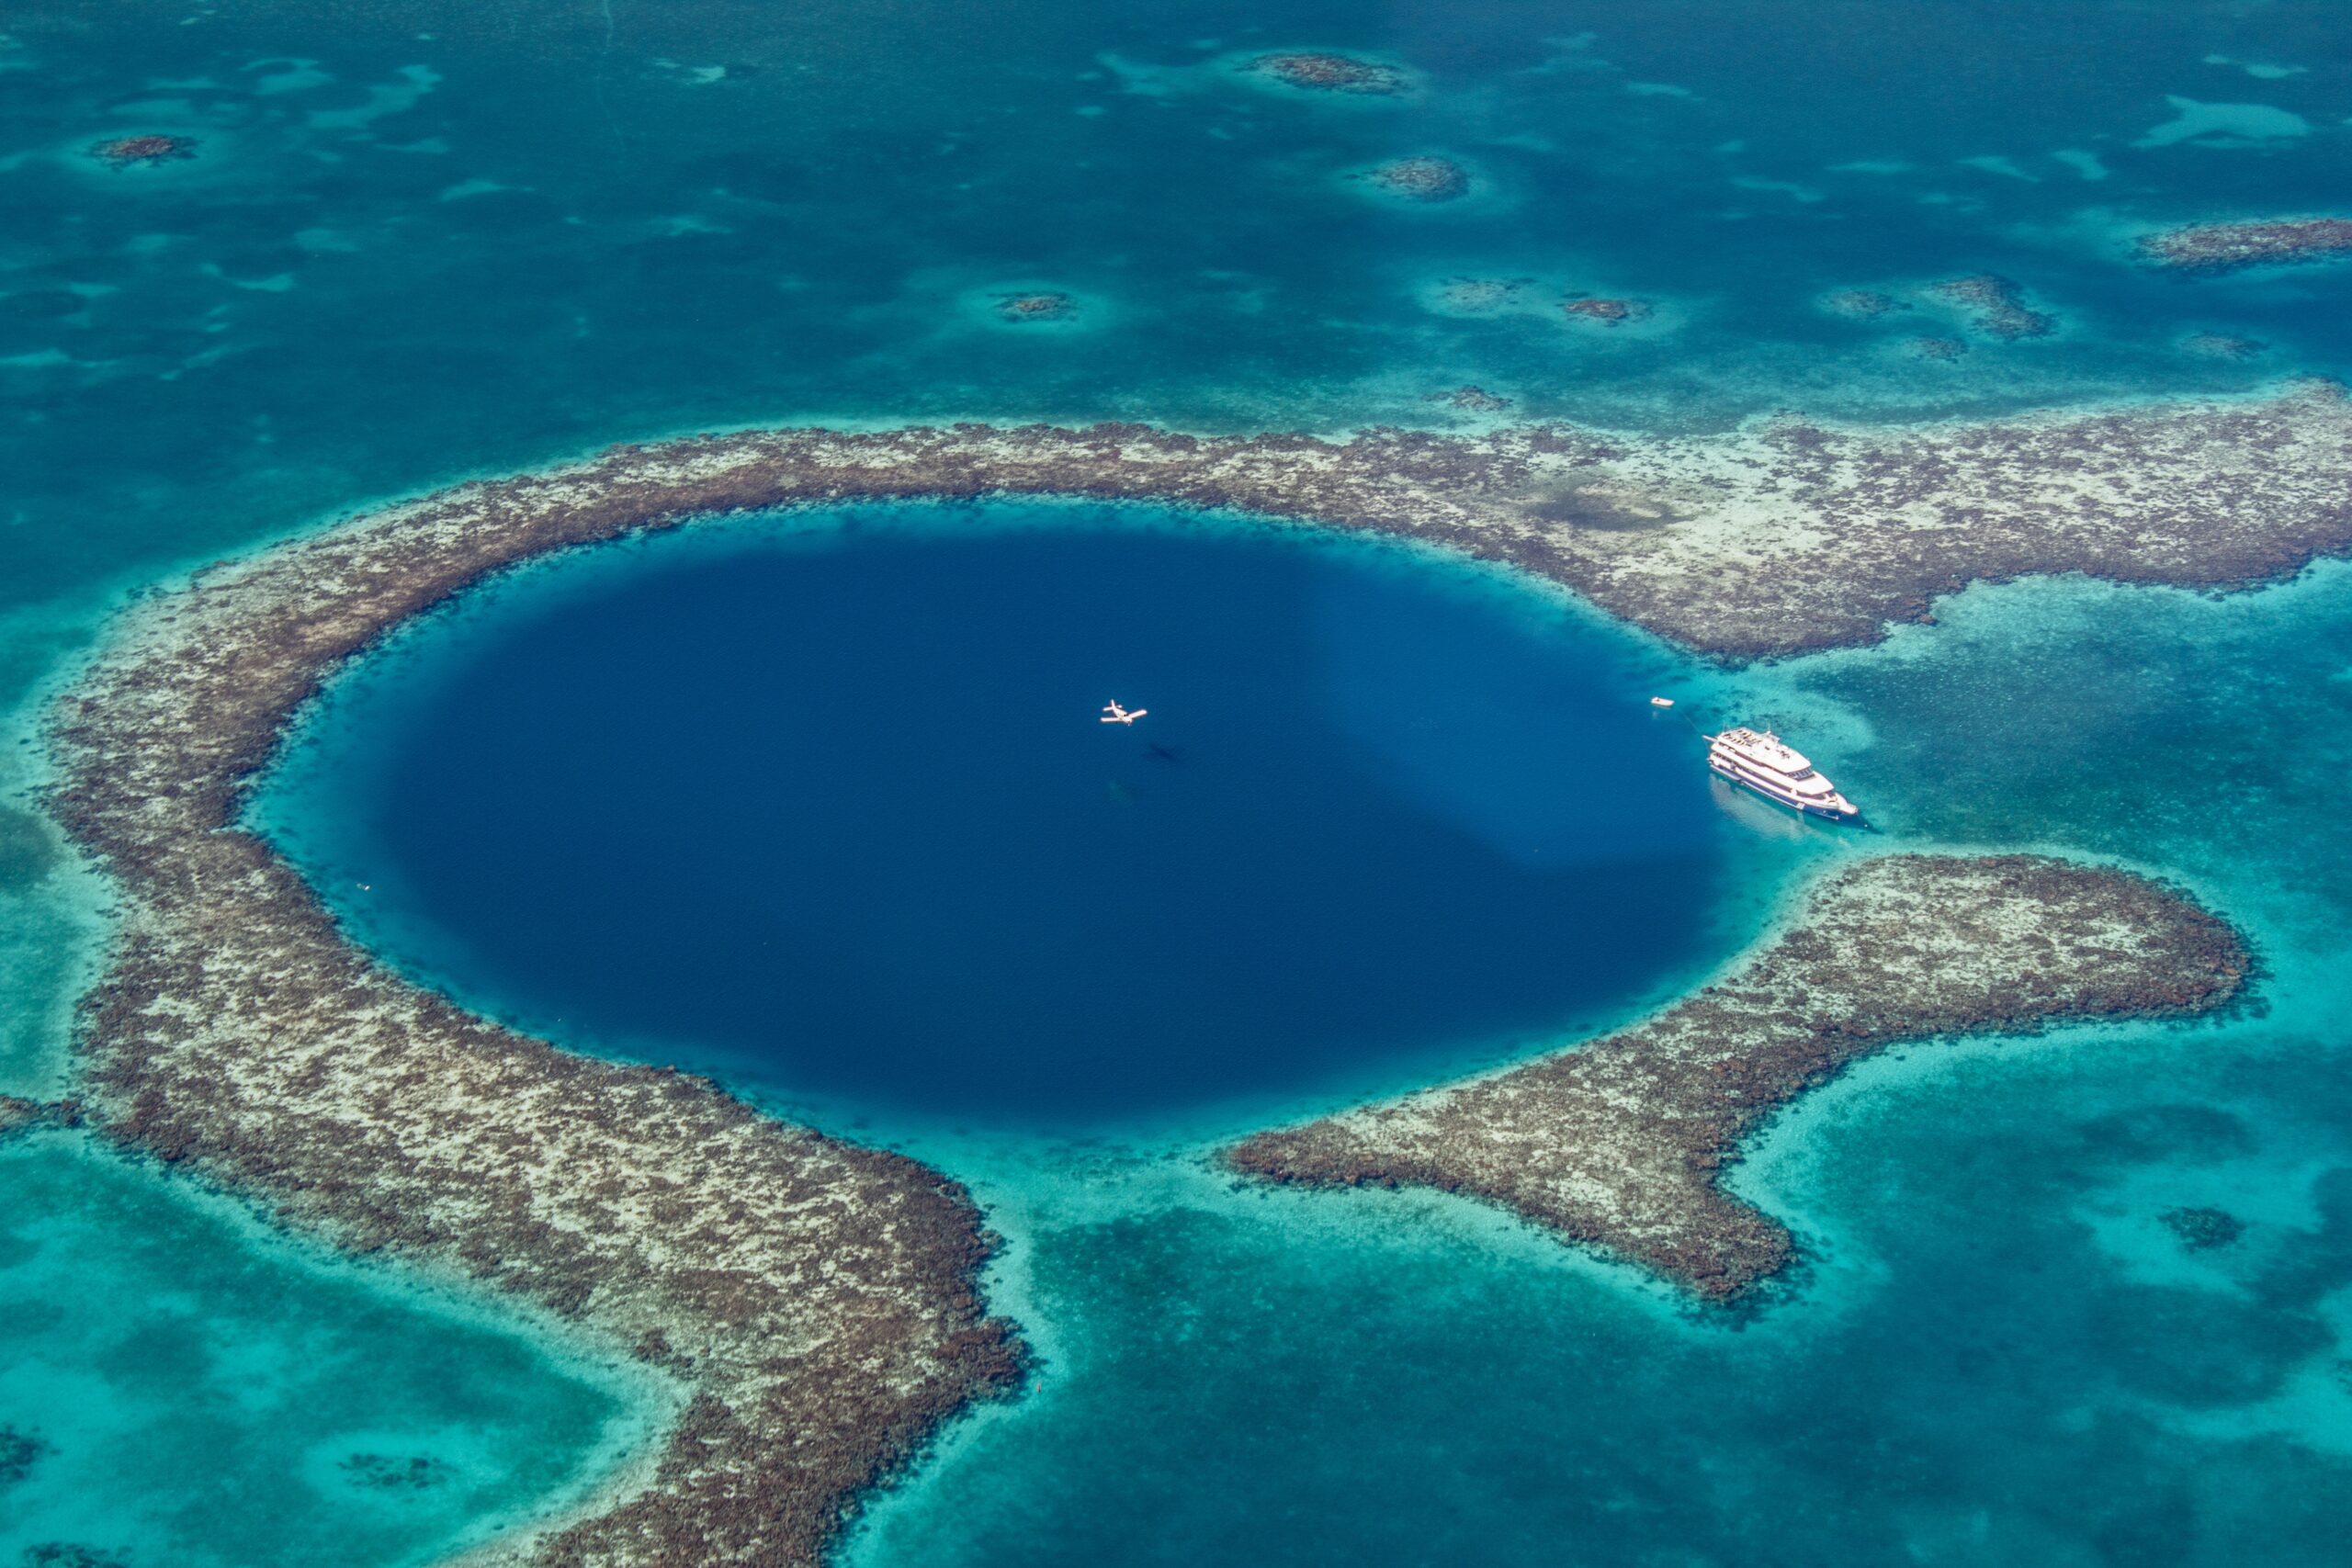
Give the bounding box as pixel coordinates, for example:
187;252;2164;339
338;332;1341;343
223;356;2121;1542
1098;699;1182;805
1101;700;1182;761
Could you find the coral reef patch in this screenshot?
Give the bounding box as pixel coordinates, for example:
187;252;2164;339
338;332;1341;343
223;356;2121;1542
992;291;1077;324
2181;333;2267;361
1927;274;2055;340
2140;218;2352;274
2160;1205;2246;1250
341;1452;457;1492
21;1548;129;1568
0;1426;48;1487
1358;156;1468;201
1424;386;1512;413
1227;856;2247;1300
1430;276;1532;315
87;133;195;169
1250;52;1408;95
1822;289;1908;320
1562;295;1652;327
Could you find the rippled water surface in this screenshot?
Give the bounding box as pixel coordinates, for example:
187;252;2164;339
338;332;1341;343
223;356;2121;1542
7;0;2352;1561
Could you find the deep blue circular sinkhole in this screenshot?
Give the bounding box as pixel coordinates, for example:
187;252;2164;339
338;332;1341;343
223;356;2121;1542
266;506;1725;1124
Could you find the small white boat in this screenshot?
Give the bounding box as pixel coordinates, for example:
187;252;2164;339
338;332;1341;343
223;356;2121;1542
1649;695;1675;708
1101;700;1147;726
1706;727;1859;821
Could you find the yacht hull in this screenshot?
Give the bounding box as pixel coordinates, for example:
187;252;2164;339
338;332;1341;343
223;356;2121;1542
1709;758;1860;822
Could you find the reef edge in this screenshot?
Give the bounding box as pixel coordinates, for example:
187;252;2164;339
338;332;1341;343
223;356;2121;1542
1226;853;2249;1300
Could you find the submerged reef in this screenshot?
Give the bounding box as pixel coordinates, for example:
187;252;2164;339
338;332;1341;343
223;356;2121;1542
2181;333;2267;362
1907;335;1970;361
0;1426;48;1486
342;1452;455;1492
992;291;1077;323
1562;295;1652;327
39;381;2352;1553
1250;51;1408;95
1431;276;1531;314
1359;156;1468;201
21;1548;129;1568
87;133;196;168
2160;1205;2246;1251
1822;289;1908;320
1424;385;1512;413
2140;218;2352;274
1928;274;2055;340
1228;856;2246;1299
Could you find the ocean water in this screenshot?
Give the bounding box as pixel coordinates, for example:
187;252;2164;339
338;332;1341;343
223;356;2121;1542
828;561;2352;1568
0;1133;663;1568
6;0;2352;1562
8;0;2352;639
257;507;1742;1127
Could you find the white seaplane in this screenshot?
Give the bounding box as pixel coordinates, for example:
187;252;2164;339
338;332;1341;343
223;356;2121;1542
1100;700;1148;726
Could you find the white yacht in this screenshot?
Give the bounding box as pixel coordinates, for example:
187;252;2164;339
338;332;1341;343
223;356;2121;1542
1706;727;1860;821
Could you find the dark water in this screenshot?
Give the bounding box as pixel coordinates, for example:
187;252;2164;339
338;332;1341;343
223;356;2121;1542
265;509;1726;1123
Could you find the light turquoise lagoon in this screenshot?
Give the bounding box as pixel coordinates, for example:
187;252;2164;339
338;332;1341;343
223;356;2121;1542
0;1133;664;1568
6;0;2352;1562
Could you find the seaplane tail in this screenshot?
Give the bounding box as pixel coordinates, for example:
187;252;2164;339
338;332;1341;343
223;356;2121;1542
1101;701;1147;725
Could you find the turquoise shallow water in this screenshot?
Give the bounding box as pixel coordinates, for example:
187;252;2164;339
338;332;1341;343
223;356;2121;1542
0;1134;663;1568
6;0;2352;1561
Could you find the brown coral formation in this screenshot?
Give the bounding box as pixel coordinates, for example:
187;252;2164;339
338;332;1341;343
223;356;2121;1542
1424;386;1512;413
1928;274;2055;340
1822;289;1907;320
1563;295;1652;327
2140;218;2352;274
1907;335;1970;361
2181;333;2267;362
45;385;2352;683
1251;52;1408;95
88;133;195;168
2160;1205;2245;1250
1432;276;1528;314
1361;156;1467;201
992;291;1076;323
1228;856;2247;1299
